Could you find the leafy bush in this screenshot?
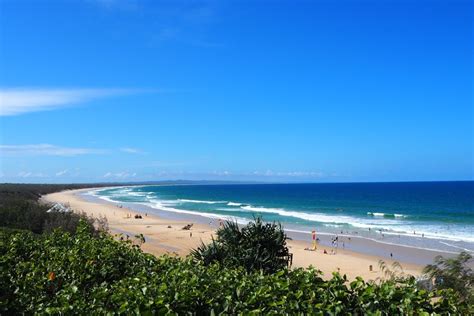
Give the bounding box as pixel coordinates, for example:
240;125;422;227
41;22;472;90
192;217;291;273
1;221;470;315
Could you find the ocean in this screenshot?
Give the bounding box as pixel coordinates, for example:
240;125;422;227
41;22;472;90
88;181;474;255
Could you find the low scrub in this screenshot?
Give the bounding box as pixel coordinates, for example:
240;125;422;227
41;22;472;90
0;183;108;234
1;221;470;315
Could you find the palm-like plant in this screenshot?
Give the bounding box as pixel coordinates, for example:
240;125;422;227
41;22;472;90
192;217;291;273
191;238;226;266
423;251;473;304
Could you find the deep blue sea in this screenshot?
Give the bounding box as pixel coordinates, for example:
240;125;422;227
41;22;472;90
89;182;474;254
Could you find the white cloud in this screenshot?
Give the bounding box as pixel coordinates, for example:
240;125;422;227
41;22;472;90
120;147;145;154
252;170;274;176
103;171;137;179
0;88;137;116
55;169;69;176
212;170;231;176
0;144;107;156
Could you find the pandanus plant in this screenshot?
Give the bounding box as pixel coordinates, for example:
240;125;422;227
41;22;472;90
192;216;291;273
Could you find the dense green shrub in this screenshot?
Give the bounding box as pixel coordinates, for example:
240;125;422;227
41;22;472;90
1;221;470;315
192;217;291;273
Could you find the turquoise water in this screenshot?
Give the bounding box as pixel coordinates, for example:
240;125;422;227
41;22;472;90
90;182;474;254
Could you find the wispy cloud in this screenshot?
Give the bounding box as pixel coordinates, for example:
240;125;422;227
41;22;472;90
120;147;146;154
212;170;232;176
0;144;107;156
55;169;69;176
0;88;140;116
103;171;137;179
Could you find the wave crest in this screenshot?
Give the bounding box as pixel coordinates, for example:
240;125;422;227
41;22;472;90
367;212;406;218
178;199;227;204
227;202;243;206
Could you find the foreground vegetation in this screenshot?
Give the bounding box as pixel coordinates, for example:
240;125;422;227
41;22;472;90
0;184;472;314
2;220;471;315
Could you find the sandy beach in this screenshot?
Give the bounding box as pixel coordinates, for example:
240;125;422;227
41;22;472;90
42;188;424;281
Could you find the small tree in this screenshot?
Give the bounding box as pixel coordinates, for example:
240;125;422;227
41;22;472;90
192;217;291;273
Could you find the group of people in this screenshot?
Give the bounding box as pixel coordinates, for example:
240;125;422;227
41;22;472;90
125;212;147;219
305;233;348;255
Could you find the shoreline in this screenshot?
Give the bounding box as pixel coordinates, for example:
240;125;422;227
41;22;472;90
88;184;473;256
87;185;461;265
42;187;426;280
89;194;453;266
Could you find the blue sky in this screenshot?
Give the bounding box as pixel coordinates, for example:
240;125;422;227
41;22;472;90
0;0;472;183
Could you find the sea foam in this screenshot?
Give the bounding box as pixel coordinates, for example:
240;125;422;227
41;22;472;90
227;202;243;206
367;212;406;218
178;199;227;204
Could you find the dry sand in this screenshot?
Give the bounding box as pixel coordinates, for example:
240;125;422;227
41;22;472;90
42;188;423;280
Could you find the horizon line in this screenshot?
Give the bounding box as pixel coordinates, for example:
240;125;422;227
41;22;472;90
2;179;473;186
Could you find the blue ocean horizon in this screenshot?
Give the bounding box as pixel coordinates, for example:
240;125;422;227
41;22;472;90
90;181;474;254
